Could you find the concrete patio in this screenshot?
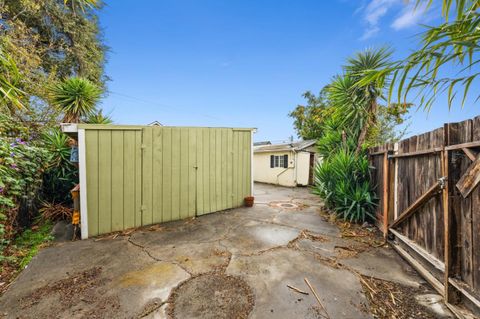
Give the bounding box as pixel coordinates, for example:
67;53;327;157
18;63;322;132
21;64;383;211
0;183;451;318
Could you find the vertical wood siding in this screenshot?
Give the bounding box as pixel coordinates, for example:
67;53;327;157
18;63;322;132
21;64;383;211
84;126;252;237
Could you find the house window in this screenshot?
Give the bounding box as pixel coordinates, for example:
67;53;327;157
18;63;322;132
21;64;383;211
270;154;288;168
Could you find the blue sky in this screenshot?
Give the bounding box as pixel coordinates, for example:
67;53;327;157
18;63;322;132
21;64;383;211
98;0;478;142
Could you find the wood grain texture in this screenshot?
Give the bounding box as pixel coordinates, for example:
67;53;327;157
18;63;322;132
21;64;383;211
369;116;480;310
456;157;480;198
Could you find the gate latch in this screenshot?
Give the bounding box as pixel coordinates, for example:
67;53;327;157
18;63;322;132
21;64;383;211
438;176;447;190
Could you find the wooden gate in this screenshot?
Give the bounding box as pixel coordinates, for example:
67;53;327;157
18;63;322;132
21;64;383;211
78;125;252;238
369;116;480;318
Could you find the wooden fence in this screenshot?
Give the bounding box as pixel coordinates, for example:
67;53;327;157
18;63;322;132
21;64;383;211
369;116;480;318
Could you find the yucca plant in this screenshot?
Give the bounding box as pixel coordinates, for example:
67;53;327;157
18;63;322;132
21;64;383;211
85;109;113;124
49;77;101;123
313;149;376;223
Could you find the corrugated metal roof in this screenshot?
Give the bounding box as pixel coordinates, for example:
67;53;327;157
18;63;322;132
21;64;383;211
254;139;317;153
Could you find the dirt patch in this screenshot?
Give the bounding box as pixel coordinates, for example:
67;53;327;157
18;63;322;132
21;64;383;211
360;276;439;319
288;229;329;249
167;273;254;319
335;246;360;258
19;267;121;318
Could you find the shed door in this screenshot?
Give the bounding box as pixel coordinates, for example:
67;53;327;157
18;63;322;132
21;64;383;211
141;127;252;220
141;127;197;225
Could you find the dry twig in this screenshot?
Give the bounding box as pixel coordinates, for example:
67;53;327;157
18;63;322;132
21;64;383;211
304;278;331;319
286;284;309;295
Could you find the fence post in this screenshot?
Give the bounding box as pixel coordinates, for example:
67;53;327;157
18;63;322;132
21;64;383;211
383;149;389;238
442;123;452;303
393;143;399;220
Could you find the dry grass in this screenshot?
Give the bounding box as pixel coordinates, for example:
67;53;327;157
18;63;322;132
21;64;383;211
39;202;73;221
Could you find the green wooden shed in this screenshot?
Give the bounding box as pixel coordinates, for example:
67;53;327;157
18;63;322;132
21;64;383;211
62;124;254;239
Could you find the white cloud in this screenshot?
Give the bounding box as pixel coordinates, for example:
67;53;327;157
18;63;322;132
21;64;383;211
360;26;380;40
391;2;429;30
357;0;430;40
360;0;398;40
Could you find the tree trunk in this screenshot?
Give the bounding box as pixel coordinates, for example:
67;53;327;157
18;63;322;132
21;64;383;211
355;98;377;154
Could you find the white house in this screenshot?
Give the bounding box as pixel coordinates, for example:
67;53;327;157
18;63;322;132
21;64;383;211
253;140;320;187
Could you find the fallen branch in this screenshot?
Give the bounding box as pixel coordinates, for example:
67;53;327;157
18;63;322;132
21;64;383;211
304;277;331;319
286;284;309;295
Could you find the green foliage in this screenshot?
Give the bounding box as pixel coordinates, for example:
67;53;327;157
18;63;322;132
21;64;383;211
288;90;330;140
313;150;376;222
41;129;78;204
11;221;53;268
307;48;408;223
86;108;113;124
0;0;107;114
0;0;106;274
0;113;50;258
48;77;102;123
387;0;480;109
0;41;25;112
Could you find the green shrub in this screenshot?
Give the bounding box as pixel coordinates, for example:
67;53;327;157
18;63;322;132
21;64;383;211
313;150;376;223
0;114;50;258
41;129;78;203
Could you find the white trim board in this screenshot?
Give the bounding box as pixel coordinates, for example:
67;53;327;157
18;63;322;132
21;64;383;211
78;128;89;239
251;129;255;196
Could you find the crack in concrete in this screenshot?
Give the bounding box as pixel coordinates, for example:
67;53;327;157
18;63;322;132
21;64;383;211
137;300;166;318
127;235;194;276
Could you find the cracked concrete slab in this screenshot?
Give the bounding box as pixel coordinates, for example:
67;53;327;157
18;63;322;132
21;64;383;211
273;211;340;236
0;182;452;318
220;220;300;255
145;242;231;275
339;246;424;288
227;248;372;319
0;238;189;318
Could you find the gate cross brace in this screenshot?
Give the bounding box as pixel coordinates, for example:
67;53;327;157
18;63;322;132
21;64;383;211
457;148;480;198
390;180;442;229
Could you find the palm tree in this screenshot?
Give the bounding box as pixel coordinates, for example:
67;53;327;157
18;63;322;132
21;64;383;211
86;109;113;124
48;77;101;123
343;48;393;153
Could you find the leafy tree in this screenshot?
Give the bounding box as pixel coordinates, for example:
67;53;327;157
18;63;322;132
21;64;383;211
48;77;102;123
0;0;107;112
0;41;24;112
289;90;330;140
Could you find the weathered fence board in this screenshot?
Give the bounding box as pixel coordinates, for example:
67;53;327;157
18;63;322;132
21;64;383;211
369;116;480;317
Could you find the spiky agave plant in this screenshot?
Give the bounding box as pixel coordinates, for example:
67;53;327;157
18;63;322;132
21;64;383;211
49;77;101;123
85;109;113;124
